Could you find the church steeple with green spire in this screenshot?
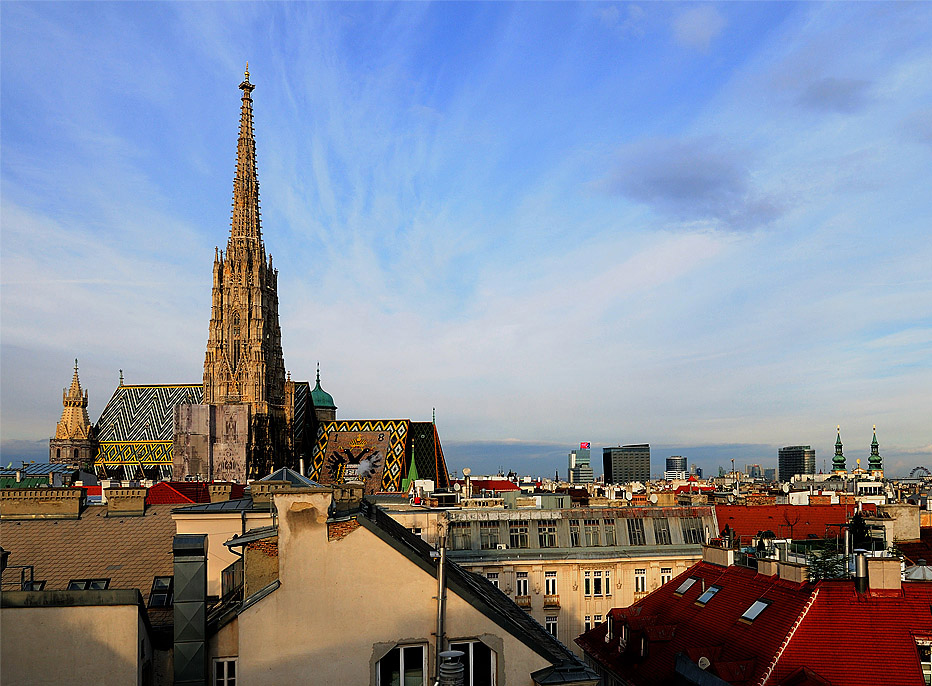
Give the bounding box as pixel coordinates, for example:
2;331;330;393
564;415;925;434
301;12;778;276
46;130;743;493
868;425;883;474
832;425;846;472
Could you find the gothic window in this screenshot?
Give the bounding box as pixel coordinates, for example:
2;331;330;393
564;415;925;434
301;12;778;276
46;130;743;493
231;313;241;371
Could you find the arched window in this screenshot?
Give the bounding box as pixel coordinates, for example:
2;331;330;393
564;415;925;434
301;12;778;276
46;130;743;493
74;448;79;460
56;448;61;459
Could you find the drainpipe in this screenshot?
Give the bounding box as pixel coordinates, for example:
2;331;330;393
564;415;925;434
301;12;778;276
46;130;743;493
435;529;447;684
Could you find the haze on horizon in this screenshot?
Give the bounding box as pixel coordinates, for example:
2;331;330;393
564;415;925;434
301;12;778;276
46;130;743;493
1;2;930;478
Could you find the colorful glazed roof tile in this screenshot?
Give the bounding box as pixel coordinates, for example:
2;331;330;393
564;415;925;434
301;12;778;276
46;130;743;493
577;560;932;686
310;419;450;493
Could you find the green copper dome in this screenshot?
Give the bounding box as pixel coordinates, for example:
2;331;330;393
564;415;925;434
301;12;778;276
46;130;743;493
311;365;336;410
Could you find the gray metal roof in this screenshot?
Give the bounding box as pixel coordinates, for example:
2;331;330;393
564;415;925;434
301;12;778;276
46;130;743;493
172;497;255;513
259;468;321;487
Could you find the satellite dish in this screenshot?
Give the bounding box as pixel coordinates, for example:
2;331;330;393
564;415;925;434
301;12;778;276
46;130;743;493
625;491;633;501
727;495;735;503
698;657;711;670
462;468;472;476
649;494;658;504
782;483;790;493
453;483;462;492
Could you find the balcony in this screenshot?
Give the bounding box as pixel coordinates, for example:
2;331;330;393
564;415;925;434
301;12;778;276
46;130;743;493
515;595;532;608
633;590;650;602
543;594;560;609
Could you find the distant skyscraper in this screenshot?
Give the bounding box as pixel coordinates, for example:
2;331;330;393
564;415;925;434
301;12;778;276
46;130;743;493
568;443;594;484
603;444;650;483
745;464;763;479
664;455;687;480
778;445;815;480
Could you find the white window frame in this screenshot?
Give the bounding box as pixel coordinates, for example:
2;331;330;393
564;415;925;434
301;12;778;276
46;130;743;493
583;570;591;596
486;572;499;588
634;569;647;594
449;639;497;686
605;569;612;597
376;644;427;686
213;658;238;686
545;616;558;637
515;571;529;597
584;615;591;632
660;567;673;585
593;570;603;597
544;571;557;596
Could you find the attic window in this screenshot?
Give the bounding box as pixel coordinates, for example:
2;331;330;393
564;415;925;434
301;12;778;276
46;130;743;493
740;599;771;623
674;577;698;596
695;585;721;606
68;578;110;590
149;576;174;607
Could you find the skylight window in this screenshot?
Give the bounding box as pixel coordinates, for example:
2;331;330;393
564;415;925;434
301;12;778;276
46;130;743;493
740;599;771;622
695;585;721;606
674;577;697;596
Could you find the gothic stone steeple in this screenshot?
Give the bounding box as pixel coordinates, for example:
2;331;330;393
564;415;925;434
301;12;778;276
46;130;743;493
868;425;883;474
50;359;98;467
202;68;288;476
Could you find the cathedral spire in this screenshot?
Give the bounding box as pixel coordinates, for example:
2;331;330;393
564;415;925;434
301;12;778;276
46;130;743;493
230;64;263;246
56;360;91;441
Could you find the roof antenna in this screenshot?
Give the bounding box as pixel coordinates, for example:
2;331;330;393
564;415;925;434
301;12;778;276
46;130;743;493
432;407;436;424
119;369;124;386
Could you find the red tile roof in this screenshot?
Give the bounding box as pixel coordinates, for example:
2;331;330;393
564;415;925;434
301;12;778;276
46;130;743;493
576;560;932;686
145;481;245;505
898;527;932;565
715;503;876;542
458;479;520;492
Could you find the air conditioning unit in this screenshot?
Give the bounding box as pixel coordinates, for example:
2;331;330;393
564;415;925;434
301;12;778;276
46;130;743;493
496;543;508;550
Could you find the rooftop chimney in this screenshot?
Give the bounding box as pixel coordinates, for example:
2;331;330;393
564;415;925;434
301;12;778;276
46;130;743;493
867;556;901;592
0;487;85;520
854;551;868;593
105;487;147;517
250;480;290;509
209;483;233;503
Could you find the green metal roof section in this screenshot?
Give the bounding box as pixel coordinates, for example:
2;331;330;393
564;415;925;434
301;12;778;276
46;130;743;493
832;426;846;472
310;364;336;410
869;425;883;469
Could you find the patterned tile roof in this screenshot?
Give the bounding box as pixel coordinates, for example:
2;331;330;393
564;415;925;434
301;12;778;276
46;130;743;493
0;504;176;626
577;560;932;686
96;384;203;442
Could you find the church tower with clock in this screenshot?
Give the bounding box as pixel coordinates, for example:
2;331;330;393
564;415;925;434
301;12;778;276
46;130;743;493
202;66;290;477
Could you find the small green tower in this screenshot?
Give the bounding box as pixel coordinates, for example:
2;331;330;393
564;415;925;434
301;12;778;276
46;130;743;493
868;425;883;474
832;425;846;472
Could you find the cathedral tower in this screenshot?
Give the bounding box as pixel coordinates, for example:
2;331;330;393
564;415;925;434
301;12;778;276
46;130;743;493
202;68;289;477
50;359;97;468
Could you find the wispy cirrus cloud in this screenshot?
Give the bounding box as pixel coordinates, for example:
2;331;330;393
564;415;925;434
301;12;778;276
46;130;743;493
672;5;725;52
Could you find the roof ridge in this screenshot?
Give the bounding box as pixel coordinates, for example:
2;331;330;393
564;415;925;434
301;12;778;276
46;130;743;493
758;587;820;686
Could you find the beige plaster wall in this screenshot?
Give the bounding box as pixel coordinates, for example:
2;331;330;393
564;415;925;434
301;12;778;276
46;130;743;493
228;491;554;685
173;511;273;596
1;604;144;686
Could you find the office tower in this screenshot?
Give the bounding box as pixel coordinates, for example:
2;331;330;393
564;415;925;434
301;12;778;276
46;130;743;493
778;445;815;481
602;444;650;484
568;443;595;484
664;456;687;480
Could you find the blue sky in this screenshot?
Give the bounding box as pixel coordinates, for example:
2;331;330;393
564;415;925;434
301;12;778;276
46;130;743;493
2;2;930;478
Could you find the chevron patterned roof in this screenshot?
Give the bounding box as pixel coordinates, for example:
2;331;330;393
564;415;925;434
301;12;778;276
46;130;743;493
96;384;203;442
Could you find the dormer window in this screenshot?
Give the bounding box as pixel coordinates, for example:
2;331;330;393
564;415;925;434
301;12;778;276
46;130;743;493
674;577;698;596
740;598;771;623
695;585;721;606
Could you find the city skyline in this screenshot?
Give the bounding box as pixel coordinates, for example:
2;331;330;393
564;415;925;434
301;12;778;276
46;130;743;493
2;3;931;477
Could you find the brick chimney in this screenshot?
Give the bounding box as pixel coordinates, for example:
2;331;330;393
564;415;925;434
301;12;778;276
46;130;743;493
105;487;147;517
0;487;85;520
250;480;290;508
867;557;901;592
209;483;233;503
